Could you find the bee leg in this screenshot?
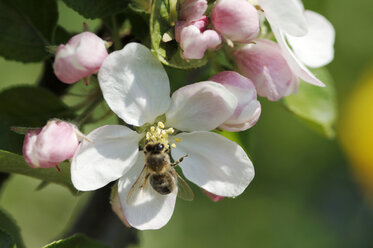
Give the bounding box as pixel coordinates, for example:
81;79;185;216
171;154;188;167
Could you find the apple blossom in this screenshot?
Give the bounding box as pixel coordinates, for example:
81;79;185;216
212;0;260;43
71;43;254;230
23;120;81;168
53;32;108;84
234;39;299;101
210;71;261;131
258;0;335;86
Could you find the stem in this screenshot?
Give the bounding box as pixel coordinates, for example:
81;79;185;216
111;15;122;51
74;97;104;127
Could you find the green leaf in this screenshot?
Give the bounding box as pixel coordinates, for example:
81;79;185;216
62;0;129;19
53;26;71;45
0;0;58;62
0;86;74;154
0;229;14;248
150;0;207;69
0;150;77;194
43;234;109;248
0;208;25;248
283;68;337;138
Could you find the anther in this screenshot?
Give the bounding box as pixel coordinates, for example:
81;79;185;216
157;122;165;129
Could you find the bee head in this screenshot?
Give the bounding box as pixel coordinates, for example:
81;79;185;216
144;142;166;153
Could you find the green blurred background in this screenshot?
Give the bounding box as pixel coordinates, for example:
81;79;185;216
1;0;373;247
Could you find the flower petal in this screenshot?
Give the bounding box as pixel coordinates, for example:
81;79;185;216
98;43;171;126
171;131;254;197
118;154;177;230
259;0;308;36
165;81;237;131
286;10;335;68
71;125;142;191
273;27;325;87
233;40;300;101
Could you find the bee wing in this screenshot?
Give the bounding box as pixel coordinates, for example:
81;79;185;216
171;169;194;201
126;165;150;205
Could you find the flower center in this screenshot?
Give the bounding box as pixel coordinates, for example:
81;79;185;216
145;122;180;149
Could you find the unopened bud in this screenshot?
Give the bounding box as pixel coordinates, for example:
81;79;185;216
53;32;108;84
210;71;261;131
180;25;222;59
23;120;81;168
212;0;260;43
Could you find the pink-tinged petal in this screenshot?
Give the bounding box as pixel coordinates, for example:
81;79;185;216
171;131;254;197
23;120;79;168
259;0;308;37
203;189;225;202
210;71;261;131
234;39;299;101
118;154;177;230
272;28;325;87
98;43;171;127
166;81;237;131
193;16;209;32
36;121;79;166
180;0;208;22
175;21;187;42
212;0;259;43
180;25;222;60
175;16;209;42
71;125;142;191
53;32;108;84
286;10;335;68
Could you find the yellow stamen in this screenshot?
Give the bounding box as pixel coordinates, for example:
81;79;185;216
157;122;165;129
174;138;182;143
145;123;179;149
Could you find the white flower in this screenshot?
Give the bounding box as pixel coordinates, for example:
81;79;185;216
71;43;254;230
258;0;335;86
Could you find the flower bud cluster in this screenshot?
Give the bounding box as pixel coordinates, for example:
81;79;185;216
174;0;335;101
17;0;335;232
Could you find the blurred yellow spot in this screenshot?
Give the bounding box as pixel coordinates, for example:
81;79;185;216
340;67;373;195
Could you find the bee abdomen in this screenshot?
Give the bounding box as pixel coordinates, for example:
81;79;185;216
150;174;174;195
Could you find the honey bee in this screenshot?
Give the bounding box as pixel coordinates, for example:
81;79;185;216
126;141;194;204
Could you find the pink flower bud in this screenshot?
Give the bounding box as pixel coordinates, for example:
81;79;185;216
53;32;108;84
180;0;208;22
23;120;80;168
212;0;260;43
175;16;209;43
203;189;225;202
210;71;261;131
180;25;222;59
234;39;299;101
